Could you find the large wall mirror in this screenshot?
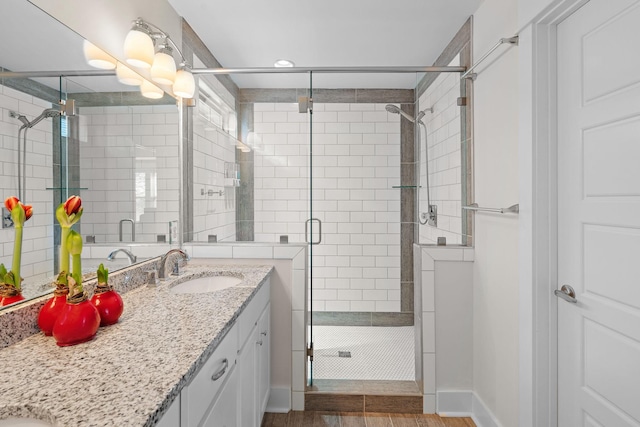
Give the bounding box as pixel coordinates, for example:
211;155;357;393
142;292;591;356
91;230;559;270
0;0;178;307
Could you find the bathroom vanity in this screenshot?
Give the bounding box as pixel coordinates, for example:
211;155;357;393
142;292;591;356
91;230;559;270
0;263;273;427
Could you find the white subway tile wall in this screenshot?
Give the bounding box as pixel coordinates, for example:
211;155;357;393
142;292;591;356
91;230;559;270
192;115;236;242
0;84;55;283
418;55;463;244
78;105;180;244
253;102;401;312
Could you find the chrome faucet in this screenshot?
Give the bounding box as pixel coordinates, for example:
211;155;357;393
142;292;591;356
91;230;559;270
157;249;190;280
119;218;135;242
107;248;137;264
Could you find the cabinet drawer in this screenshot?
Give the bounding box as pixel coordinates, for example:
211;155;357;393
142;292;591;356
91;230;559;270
239;279;270;348
181;323;238;427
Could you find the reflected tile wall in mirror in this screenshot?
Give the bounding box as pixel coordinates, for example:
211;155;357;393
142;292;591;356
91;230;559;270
78;104;180;244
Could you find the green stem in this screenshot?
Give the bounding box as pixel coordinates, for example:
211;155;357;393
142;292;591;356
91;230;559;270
60;226;70;275
12;225;23;291
72;253;82;292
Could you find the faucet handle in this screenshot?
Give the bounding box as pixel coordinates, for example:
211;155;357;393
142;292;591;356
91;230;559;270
145;269;158;285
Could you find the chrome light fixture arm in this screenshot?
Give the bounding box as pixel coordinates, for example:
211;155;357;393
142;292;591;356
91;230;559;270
131;18;190;67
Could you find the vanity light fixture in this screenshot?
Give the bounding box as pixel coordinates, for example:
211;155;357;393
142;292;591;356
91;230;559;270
173;63;196;99
83;40;116;70
274;59;295;68
150;39;176;85
84;18;195;98
140;79;164;99
115;62;143;86
123;19;155;69
123;18;195;98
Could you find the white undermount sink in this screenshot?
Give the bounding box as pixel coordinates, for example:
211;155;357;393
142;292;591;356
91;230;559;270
169;275;243;294
0;418;53;426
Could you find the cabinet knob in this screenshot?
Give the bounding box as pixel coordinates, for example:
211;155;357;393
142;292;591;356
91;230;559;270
261;331;267;337
256;340;263;346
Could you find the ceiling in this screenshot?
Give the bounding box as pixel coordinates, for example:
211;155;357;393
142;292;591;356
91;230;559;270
167;0;482;89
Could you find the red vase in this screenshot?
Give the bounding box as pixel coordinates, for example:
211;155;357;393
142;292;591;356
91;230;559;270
38;292;69;336
52;299;100;347
0;293;25;306
91;289;124;326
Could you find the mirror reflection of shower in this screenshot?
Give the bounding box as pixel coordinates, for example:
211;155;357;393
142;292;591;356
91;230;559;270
385;104;437;227
10;107;64;202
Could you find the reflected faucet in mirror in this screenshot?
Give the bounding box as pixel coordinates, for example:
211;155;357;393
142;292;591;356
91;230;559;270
107;249;137;265
157;249;190;281
119;219;135;242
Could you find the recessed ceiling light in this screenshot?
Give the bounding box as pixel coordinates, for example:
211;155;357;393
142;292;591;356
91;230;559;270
274;59;295;68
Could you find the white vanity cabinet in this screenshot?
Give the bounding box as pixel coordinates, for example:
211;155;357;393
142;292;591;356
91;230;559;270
176;279;271;427
237;284;271;427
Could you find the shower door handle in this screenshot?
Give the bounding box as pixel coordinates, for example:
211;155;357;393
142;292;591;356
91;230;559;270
305;218;322;245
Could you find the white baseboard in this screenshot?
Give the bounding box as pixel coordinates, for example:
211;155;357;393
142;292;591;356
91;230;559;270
265;387;291;413
436;391;502;427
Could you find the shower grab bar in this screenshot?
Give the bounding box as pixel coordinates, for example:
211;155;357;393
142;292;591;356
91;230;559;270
462;203;519;214
461;36;519;80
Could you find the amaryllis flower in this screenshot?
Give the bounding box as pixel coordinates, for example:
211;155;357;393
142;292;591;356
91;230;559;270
4;196;19;212
5;197;33;224
56;195;83;277
23;204;33;220
64;195;81;216
2;196;33;290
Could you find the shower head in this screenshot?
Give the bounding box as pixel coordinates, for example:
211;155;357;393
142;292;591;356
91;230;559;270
385;104;416;123
27;108;61;128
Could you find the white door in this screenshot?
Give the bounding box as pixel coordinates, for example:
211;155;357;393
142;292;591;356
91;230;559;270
557;0;640;426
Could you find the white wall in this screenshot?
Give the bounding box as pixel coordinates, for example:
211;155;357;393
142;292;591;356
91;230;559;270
418;55;463;245
472;0;520;426
79;105;180;243
0;84;54;288
253;102;402;313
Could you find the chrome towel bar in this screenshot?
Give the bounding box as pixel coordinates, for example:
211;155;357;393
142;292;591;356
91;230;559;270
462;203;519;214
461;36;519;80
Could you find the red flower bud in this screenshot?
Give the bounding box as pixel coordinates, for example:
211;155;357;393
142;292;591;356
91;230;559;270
22;203;33;221
64;195;82;216
4;196;19;212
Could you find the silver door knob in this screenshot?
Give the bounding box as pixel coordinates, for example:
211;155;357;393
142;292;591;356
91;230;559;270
555;284;577;303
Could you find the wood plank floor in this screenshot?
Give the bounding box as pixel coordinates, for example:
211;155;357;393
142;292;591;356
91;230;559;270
261;411;476;427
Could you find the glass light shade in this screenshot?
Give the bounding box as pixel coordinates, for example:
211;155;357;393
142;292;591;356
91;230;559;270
140;80;164;99
115;62;143;86
173;69;195;98
150;51;177;85
83;40;116;70
124;28;155;69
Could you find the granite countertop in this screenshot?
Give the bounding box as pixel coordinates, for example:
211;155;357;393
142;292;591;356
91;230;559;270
0;264;273;427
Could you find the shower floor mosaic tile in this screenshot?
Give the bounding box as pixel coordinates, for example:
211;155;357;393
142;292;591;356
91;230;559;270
312;326;415;381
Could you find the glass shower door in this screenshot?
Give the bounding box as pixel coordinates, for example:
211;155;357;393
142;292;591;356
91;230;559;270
306;72;417;384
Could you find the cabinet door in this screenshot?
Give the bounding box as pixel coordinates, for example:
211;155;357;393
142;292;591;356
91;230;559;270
201;366;238;427
237;323;258;427
257;303;271;416
156;394;180;427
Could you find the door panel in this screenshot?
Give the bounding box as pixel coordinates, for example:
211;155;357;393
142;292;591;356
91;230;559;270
557;0;640;425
